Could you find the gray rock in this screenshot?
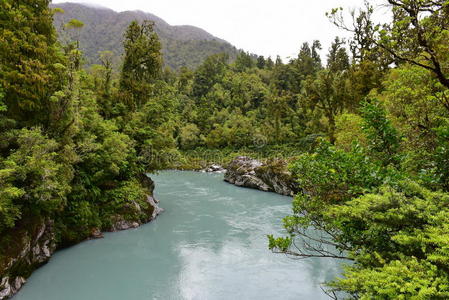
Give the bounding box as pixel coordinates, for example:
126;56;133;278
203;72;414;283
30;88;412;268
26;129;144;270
90;228;104;239
203;164;226;173
146;195;164;219
110;220;140;231
0;277;11;300
0;276;26;300
0;219;56;299
224;156;300;196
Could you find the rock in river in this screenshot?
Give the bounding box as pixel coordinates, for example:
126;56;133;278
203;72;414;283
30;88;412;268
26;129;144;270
224;156;300;196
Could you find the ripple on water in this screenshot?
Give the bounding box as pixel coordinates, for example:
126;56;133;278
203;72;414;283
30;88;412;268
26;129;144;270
13;171;341;300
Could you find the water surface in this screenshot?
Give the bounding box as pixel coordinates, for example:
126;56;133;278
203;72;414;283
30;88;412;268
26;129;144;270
14;171;341;300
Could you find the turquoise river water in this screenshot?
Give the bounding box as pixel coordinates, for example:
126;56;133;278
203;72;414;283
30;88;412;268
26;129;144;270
13;171;341;300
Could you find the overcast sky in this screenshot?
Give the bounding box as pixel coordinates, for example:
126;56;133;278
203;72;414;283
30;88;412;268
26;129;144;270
52;0;388;61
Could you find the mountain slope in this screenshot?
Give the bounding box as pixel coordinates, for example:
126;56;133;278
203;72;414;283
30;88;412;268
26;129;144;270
51;2;238;70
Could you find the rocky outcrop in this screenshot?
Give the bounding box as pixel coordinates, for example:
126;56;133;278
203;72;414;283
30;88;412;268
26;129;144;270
0;218;57;300
108;194;163;232
108;175;163;232
0;175;163;299
201;164;226;173
224;156;300;196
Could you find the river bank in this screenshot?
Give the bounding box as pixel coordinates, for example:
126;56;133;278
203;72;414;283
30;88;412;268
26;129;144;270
0;176;162;300
1;153;298;299
12;171;340;300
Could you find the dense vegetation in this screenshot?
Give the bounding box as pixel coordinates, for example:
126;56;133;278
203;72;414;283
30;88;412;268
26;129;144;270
51;2;239;70
1;0;449;299
0;0;176;248
268;1;449;298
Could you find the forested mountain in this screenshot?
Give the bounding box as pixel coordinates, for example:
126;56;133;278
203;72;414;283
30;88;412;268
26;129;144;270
51;2;239;69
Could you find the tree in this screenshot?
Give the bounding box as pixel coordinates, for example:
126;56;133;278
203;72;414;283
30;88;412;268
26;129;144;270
266;56;275;69
192;53;228;98
0;0;64;126
360;98;401;166
273;41;323;95
266;140;449;298
256;55;266;69
383;64;447;150
262;91;293;143
327;2;379;63
234;51;255;72
64;18;84;50
179;123;201;149
327;37;350;73
301;70;348;144
329;0;449;89
0;128;72;232
119;20;162;110
297;38;352;144
93;51;115;117
380;0;449;89
294;41;322;79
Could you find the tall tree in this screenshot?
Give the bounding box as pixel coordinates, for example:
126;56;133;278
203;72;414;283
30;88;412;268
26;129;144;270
119;20;162;110
256;55;266;69
301;71;348;144
327;37;350;73
191;53;228;99
295;41;322;79
234;51;255;72
0;0;64;126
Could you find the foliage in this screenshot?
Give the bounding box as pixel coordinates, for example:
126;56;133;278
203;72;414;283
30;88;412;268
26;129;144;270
268;1;449;293
327;181;449;299
119;20;162;111
0;2;176;249
0;0;64;126
290;141;399;204
0;128;72;232
360;98;401;166
179;123;202;150
2;1;449;299
334;113;367;151
430;122;449;191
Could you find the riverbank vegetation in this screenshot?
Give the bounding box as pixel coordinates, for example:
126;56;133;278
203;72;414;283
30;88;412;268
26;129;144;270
1;0;449;298
268;1;449;298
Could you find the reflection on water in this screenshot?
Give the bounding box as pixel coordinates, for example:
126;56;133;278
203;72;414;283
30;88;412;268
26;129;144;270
14;171;341;300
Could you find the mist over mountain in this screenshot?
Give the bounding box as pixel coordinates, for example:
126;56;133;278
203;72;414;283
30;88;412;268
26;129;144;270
51;2;239;70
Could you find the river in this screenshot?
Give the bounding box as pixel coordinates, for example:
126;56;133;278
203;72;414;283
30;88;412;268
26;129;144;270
13;171;341;300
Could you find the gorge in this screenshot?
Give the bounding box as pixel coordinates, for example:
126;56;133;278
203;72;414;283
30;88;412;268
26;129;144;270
11;171;341;300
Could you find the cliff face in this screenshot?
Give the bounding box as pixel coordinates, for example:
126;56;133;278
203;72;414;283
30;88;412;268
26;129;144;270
0;218;56;299
224;156;300;196
0;175;162;300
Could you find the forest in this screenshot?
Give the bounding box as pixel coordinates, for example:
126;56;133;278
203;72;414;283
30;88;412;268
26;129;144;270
50;2;239;70
1;0;449;298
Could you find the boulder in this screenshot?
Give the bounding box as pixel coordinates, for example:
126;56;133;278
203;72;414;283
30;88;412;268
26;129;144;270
224;156;300;196
202;164;226;173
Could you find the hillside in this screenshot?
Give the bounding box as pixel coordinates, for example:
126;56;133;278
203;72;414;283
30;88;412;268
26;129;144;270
51;2;239;70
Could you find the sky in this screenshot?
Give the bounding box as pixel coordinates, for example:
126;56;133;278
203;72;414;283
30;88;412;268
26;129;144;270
52;0;388;62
